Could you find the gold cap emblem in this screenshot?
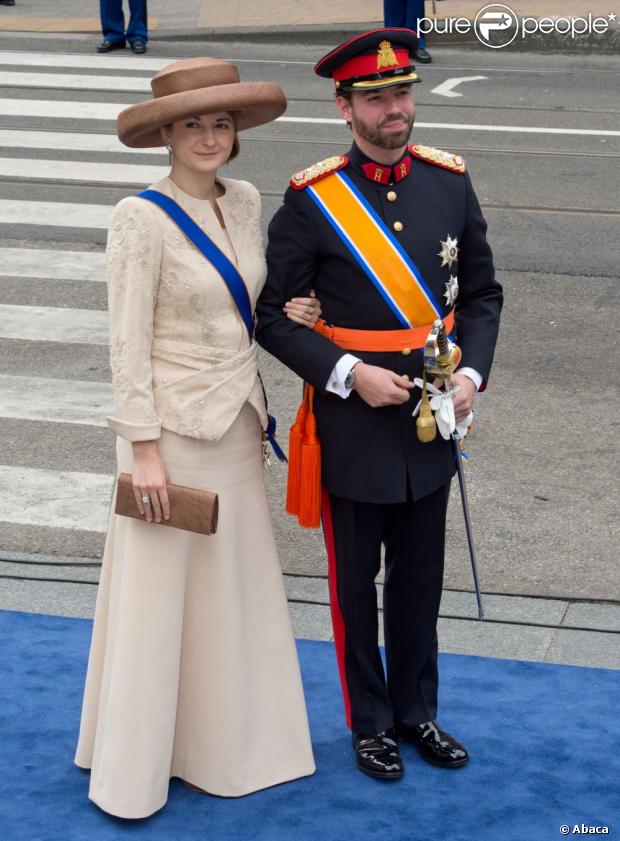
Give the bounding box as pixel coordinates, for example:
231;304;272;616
377;40;399;70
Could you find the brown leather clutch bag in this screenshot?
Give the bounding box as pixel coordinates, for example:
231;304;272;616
114;473;218;535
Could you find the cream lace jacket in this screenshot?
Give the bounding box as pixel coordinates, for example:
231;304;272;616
106;176;268;442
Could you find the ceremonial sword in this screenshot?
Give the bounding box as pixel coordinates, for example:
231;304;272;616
418;320;485;620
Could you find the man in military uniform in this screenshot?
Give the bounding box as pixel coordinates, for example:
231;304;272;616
256;29;503;780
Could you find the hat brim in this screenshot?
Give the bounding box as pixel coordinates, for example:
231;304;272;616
117;82;286;148
339;72;419;91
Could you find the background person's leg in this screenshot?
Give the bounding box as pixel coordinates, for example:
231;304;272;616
409;0;431;57
126;0;149;44
383;0;406;28
99;0;126;44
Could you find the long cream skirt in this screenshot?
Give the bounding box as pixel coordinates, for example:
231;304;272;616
75;404;315;819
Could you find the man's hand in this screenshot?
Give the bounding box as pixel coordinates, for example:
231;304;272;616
353;362;414;407
433;372;477;422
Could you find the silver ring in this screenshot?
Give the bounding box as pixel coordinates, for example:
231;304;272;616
141;495;150;504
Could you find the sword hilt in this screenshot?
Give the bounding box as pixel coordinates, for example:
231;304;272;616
423;319;461;379
437;322;450;357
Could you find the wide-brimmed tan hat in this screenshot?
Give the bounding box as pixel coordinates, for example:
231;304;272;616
117;57;286;148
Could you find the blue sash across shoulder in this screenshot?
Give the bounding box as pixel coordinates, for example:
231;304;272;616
138;189;286;462
138;189;255;338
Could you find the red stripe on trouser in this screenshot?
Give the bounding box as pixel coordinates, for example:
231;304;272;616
321;488;352;730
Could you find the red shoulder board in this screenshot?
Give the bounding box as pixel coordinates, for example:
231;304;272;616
290;155;349;190
409;145;466;174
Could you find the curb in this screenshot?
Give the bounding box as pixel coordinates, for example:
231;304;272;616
0;20;618;54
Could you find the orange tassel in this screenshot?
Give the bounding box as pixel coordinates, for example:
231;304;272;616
285;386;308;516
298;387;322;528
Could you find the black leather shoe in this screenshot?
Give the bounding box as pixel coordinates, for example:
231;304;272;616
131;40;147;54
97;39;126;53
398;721;469;768
414;47;432;63
353;729;404;780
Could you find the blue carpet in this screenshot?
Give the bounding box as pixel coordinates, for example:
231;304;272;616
1;609;618;841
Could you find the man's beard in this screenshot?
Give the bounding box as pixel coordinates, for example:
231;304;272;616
350;110;414;150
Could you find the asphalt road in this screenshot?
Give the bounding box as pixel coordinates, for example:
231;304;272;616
0;35;618;602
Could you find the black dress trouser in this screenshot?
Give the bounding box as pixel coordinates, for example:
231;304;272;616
321;481;450;735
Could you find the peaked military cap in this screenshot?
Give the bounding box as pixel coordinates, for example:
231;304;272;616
314;28;419;92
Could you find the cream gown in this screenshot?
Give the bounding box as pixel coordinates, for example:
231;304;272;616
74;176;315;819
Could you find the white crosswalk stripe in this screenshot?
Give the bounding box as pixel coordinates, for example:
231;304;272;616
0;98;123;120
0;248;106;280
0;157;169;185
0;304;109;344
0;49;171;71
0;199;111;228
0;49;312;71
0;465;113;532
0;374;112;426
0;129;164;155
0;71;152;93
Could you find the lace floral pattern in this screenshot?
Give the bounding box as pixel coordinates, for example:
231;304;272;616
106;177;269;441
109;338;159;425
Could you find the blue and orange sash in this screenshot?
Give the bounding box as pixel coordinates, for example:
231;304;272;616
288;171;452;529
306;170;444;328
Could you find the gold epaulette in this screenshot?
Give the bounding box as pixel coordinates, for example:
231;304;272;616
409;144;466;174
290;155;349;190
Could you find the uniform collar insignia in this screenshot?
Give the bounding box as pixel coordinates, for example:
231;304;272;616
359;151;412;185
393;154;411;182
361;162;390;184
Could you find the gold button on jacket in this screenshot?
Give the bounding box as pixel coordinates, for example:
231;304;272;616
393;221;403;232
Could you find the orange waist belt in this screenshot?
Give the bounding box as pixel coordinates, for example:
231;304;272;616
286;310;455;529
314;308;454;353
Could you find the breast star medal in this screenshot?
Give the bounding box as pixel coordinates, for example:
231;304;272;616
438;235;459;268
444;275;459;307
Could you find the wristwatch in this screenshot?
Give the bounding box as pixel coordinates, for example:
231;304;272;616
344;362;360;390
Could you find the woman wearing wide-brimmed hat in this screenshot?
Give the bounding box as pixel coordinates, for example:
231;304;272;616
74;57;317;819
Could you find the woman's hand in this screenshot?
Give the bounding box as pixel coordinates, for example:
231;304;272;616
131;441;170;524
283;289;322;328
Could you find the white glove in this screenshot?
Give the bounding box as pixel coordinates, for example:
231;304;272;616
412;379;473;441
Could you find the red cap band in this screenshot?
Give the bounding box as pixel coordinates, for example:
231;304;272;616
332;48;410;83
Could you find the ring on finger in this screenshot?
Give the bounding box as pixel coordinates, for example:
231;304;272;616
141;494;150;504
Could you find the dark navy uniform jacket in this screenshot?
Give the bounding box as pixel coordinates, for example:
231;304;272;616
256;142;503;504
